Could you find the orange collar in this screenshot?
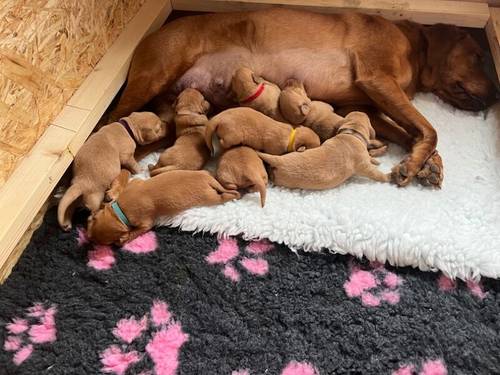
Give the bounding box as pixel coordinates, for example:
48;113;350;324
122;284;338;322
240;83;265;104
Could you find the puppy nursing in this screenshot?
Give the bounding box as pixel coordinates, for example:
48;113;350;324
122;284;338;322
57;112;166;231
231;67;284;121
258;112;390;190
87;170;240;245
59;63;393;245
279;79;344;142
149;88;211;175
205;107;320;155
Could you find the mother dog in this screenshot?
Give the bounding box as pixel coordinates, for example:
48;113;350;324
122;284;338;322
112;8;497;187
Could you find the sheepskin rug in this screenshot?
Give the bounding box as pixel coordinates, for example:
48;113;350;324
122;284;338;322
137;93;500;280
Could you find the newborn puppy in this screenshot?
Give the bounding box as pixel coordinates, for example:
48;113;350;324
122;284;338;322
87;170;240;245
149;88;211;175
258;112;390;190
172;88;210;136
231;67;284;121
205;107;320;155
279;79;344;142
57;112;167;231
216;146;268;207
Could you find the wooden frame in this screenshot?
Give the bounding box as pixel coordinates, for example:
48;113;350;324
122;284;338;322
1;0;499;282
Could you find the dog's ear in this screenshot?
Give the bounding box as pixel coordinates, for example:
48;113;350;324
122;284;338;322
300;103;310;116
251;72;264;84
202;100;211;113
297;146;306;152
118;232;130;246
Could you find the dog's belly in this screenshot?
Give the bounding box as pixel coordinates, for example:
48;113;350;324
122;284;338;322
173;48;366;108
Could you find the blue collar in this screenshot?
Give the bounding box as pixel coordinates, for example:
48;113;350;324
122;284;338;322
111;201;131;227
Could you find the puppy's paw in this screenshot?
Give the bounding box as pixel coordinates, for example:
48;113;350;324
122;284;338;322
390;156;414;187
416;151;443;188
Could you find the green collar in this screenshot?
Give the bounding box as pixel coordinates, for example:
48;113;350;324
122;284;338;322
111;201;131;227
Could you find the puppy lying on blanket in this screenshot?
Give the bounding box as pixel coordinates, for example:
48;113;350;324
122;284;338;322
205;107;320;155
231;67;284;121
279;79;344;142
57;112;166;231
87;170;240;245
149;88;211;175
216;146;268;207
258;112;391;189
279;79;388;156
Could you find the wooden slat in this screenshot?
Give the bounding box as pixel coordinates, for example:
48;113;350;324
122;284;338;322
172;0;490;27
0;0;172;282
487;8;500;82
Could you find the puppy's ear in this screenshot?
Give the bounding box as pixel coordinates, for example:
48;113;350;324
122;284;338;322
203;100;211;113
300;103;311;116
118;232;130;246
297;146;306;152
251;72;264;84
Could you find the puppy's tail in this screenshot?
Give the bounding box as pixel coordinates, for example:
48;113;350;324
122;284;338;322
57;184;82;231
204;118;219;155
254;178;267;208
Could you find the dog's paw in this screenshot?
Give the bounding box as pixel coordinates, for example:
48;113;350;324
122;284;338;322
368;139;388;157
416;151;443;188
391;156;414;187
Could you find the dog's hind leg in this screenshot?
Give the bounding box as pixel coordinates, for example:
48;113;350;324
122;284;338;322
356;162;391;183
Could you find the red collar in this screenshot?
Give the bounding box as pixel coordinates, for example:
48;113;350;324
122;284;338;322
240;83;265;104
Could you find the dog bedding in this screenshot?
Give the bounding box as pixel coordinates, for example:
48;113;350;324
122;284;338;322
136;93;500;281
1;210;499;374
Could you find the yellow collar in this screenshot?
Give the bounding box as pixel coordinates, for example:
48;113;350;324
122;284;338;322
287;128;296;152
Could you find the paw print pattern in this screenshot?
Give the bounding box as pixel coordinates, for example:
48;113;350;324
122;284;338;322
100;300;188;375
3;302;57;365
232;360;319;375
343;261;404;307
392;359;447;375
206;238;274;282
76;228;158;271
437;274;487;300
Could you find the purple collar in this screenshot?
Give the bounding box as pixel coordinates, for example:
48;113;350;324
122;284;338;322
119;118;137;143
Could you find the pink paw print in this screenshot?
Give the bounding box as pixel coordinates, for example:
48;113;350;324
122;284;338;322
233;360;319;375
437;274;487;300
343;260;404;307
77;228;158;271
3;302;57;365
100;300;188;375
392;358;447;375
206;238;274;282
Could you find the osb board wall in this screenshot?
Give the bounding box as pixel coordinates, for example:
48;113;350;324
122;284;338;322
0;0;145;188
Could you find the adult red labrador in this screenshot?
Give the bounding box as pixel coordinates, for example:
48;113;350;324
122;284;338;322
112;8;497;187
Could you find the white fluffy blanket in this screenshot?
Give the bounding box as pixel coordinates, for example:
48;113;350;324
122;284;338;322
136;94;500;280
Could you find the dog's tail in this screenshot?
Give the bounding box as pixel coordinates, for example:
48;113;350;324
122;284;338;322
204;117;220;155
254;178;267;208
57;184;82;231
